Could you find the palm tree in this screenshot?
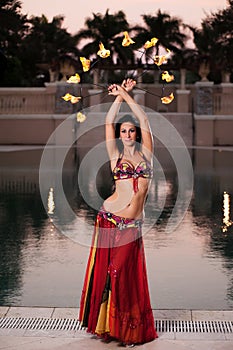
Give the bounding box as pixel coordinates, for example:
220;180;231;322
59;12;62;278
133;9;188;59
0;0;27;55
19;14;81;84
75;9;134;65
0;0;28;85
22;14;79;63
205;0;233;72
184;0;233;82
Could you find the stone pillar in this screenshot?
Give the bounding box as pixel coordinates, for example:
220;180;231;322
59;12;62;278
54;116;75;145
137;68;143;85
221;71;231;83
88;89;103;111
45;82;77;114
176;89;190;113
195;81;214;115
194;116;214;146
93;69;100;86
54;82;79;114
180;68;186;90
153;70;159;84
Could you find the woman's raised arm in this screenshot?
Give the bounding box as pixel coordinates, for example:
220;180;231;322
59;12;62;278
105;79;136;160
105;94;122;160
108;81;153;161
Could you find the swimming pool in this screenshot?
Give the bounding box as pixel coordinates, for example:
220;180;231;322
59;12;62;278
0;146;232;309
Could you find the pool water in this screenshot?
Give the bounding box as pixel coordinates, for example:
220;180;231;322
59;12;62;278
0;146;233;309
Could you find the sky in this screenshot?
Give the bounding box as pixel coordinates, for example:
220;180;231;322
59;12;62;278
21;0;227;34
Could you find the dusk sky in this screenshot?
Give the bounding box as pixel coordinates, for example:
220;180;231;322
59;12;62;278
21;0;227;34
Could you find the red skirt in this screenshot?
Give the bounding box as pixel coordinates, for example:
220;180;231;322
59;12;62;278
79;209;158;345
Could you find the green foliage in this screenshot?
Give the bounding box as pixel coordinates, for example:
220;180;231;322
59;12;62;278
76;9;134;65
132;9;188;63
0;1;28;57
0;56;24;86
22;15;79;63
18;14;81;85
0;1;232;86
0;2;81;85
0;1;28;85
189;0;233;73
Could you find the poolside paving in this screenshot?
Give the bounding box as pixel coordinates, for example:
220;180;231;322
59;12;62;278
0;307;233;349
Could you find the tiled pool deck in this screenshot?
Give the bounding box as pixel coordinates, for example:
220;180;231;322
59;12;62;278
0;307;233;349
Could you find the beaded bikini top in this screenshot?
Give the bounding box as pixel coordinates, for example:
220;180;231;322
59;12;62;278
112;152;153;193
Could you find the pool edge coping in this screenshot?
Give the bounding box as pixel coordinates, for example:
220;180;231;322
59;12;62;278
0;306;233;321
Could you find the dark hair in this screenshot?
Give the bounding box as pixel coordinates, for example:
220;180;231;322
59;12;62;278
115;114;142;151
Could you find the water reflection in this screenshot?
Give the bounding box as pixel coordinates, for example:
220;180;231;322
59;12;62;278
47;187;55;215
0;147;232;309
0;192;47;304
222;191;233;233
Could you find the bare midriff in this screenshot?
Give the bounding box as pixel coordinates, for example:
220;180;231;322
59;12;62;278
103;177;151;219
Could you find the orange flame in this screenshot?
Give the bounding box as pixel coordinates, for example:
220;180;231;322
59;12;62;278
97;42;110;58
154;49;171;66
144;37;159;49
122;31;135;47
76;112;86;123
161;92;174;104
62;93;81;104
66;73;80;84
161;71;174;83
80;57;91;72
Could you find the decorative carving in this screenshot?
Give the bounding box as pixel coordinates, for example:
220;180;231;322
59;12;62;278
198;62;210;82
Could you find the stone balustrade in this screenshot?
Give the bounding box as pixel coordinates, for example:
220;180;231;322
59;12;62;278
0;82;233;116
0;87;55;114
0;81;233;147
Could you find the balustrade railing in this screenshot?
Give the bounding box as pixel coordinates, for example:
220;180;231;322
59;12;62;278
213;91;233;115
0;83;233;115
0;88;55;114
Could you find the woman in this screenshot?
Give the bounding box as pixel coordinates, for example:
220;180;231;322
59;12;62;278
79;79;158;346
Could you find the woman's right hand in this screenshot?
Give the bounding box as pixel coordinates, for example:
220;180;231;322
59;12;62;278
108;78;136;95
121;78;136;92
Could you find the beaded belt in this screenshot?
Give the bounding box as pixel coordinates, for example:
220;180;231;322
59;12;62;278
98;208;143;231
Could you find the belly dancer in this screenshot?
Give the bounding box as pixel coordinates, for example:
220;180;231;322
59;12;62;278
79;79;158;347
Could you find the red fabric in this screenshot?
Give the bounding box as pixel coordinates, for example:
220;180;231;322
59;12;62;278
79;213;158;345
133;177;139;193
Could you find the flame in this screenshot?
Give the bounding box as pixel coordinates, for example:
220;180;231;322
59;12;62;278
62;93;81;104
144;37;159;49
161;71;175;83
97;42;110;58
122;31;135;47
154;49;171;66
222;191;233;232
47;187;55;215
161;92;174;104
67;73;80;84
76;112;87;123
80;57;91;72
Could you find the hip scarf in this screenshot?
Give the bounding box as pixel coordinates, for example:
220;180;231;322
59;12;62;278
98;207;143;231
79;209;158;345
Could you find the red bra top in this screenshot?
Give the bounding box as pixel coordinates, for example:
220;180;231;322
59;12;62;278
112;152;153;193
